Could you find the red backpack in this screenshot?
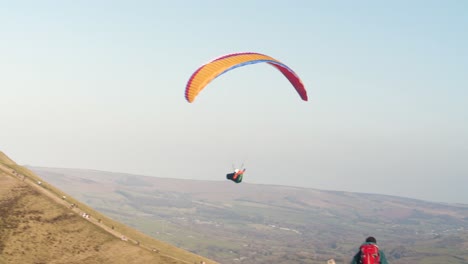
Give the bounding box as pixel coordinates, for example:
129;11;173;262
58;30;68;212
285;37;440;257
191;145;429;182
360;243;380;264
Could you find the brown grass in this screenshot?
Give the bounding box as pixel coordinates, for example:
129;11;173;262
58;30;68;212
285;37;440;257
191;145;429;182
0;151;217;264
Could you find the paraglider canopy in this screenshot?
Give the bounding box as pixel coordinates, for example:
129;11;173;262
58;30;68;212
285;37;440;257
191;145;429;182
185;52;308;103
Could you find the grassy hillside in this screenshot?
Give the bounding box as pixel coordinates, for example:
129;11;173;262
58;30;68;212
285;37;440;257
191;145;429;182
0;151;217;264
0;152;16;166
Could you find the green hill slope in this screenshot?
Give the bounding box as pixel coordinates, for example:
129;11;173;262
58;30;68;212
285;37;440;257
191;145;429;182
0;151;216;264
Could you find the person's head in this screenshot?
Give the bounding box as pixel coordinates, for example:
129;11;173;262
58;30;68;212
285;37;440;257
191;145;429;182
365;236;377;243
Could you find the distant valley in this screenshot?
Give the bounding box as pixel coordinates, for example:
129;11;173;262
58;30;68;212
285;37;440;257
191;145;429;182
31;167;468;264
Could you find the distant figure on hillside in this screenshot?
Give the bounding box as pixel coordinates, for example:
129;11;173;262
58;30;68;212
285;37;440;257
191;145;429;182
351;236;388;264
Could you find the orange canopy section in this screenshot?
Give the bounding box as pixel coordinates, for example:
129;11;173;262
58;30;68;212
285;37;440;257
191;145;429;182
185;52;308;103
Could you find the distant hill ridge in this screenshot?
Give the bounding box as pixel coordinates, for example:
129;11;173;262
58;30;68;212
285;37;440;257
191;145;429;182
0;151;216;264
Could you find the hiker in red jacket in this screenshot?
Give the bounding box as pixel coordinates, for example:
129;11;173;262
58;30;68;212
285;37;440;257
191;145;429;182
351;236;389;264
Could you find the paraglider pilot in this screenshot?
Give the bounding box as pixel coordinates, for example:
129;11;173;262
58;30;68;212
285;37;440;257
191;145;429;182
226;168;246;183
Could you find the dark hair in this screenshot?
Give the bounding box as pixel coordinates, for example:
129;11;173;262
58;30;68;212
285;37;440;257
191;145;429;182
366;236;377;243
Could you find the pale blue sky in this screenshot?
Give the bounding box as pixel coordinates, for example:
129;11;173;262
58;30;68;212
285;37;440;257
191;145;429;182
1;1;467;203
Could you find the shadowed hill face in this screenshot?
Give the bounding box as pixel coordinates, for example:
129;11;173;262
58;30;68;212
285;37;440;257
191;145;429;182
0;152;217;264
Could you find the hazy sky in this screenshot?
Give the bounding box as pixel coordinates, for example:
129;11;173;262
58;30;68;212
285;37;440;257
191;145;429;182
1;1;467;204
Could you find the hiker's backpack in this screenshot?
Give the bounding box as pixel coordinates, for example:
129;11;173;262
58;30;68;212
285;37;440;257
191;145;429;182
360;243;380;264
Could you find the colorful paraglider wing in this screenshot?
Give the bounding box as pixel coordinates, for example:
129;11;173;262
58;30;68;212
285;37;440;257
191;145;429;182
185;52;307;103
